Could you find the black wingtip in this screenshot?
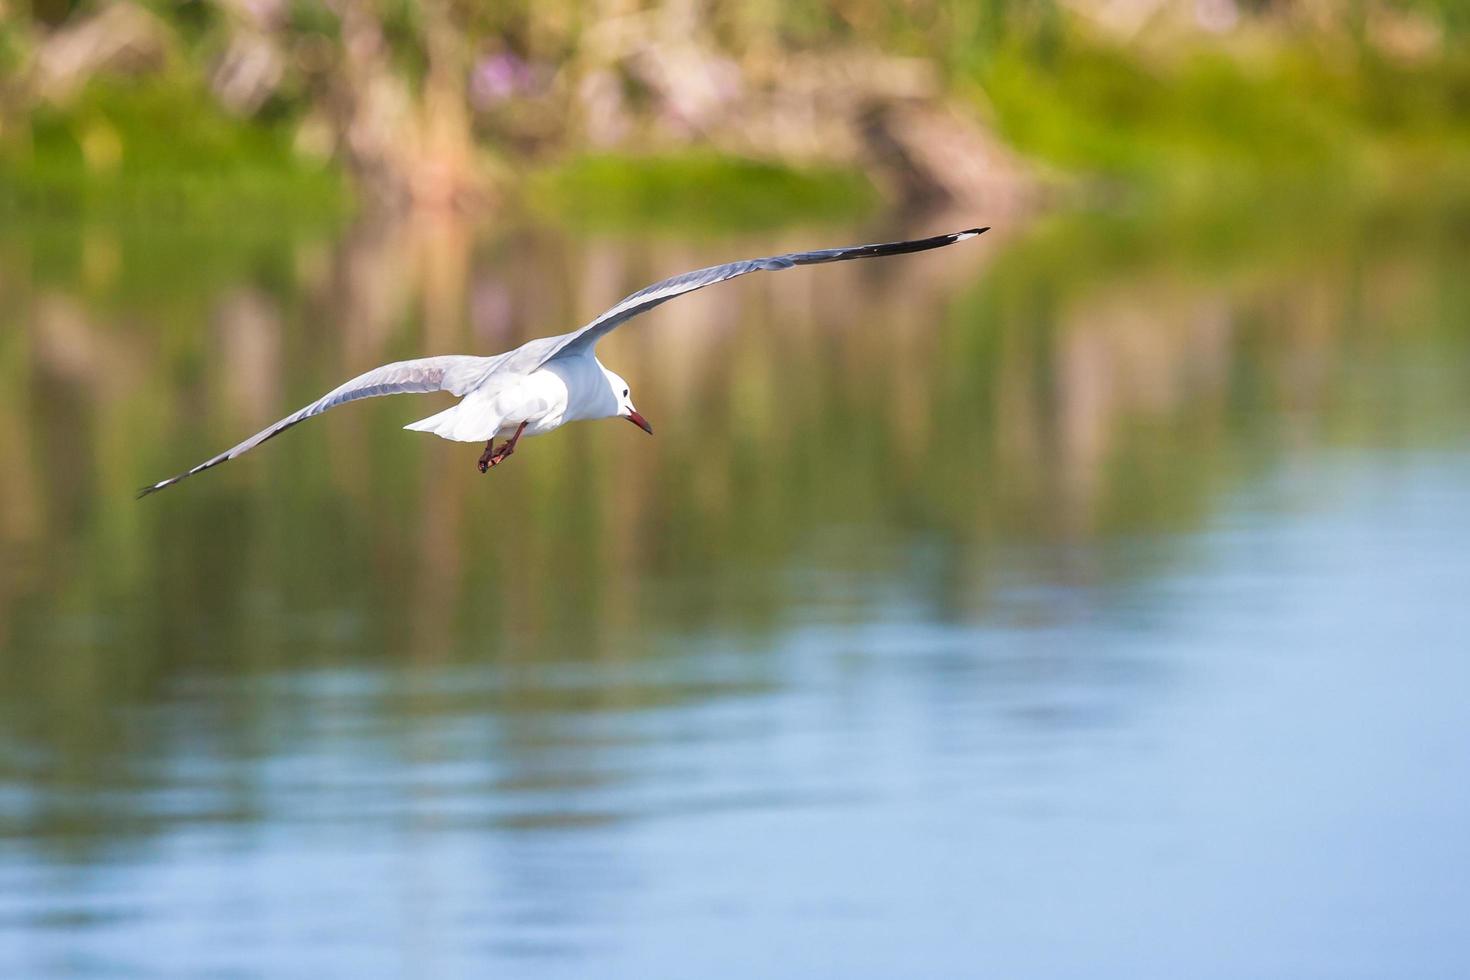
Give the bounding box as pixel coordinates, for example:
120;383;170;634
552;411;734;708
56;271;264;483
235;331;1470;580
136;478;175;499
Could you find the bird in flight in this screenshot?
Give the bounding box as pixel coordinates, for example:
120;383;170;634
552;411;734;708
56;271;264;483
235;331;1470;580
139;227;987;496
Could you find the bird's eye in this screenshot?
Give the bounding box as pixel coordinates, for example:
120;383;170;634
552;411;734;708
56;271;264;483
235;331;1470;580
623;388;629;397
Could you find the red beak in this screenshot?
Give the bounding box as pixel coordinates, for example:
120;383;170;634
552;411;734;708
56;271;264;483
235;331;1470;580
626;410;653;435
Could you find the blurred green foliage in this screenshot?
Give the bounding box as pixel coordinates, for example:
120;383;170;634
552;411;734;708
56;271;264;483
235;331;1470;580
1;0;1467;225
975;30;1470;209
527;152;881;231
0;78;345;223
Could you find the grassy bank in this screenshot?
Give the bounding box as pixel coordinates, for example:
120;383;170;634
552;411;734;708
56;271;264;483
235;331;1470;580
0;79;346;225
3;7;1468;231
971;27;1470;214
525;152;881;231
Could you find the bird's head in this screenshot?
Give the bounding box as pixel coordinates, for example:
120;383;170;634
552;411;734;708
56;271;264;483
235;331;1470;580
602;367;652;435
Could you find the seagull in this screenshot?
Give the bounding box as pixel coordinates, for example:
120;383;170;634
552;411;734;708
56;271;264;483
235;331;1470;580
139;227;987;496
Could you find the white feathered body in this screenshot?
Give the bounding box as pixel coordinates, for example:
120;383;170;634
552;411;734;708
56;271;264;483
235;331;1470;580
403;351;618;442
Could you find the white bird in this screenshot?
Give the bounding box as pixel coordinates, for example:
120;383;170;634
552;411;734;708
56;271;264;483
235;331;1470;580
139;227;987;496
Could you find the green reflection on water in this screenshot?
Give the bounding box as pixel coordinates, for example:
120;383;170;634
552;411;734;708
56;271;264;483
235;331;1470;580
0;202;1467;858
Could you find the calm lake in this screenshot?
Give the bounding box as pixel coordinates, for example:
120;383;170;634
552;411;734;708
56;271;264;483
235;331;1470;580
1;206;1467;977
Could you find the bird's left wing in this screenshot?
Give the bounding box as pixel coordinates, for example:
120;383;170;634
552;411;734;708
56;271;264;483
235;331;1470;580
536;227;987;367
138;354;496;497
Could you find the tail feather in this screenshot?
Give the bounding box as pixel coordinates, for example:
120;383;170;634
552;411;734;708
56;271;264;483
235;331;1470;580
403;403;497;442
403;407;456;435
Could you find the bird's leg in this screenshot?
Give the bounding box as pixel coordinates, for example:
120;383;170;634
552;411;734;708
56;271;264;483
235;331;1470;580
493;421;528;463
478;421;528;473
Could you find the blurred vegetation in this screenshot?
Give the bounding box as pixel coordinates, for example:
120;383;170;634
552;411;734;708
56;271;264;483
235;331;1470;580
1;0;1467;226
978;34;1470;211
526;152;881;230
0;78;345;221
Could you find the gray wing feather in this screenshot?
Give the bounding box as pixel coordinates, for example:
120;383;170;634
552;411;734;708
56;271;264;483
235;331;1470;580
138;354;495;496
536;227;988;366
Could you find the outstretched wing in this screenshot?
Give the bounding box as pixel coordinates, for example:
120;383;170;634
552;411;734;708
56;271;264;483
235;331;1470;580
537;227;987;366
138;354;495;497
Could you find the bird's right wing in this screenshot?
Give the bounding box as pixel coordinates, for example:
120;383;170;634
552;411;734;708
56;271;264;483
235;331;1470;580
138;354;496;496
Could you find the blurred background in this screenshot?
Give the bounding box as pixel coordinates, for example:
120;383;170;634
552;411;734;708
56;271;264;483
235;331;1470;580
2;0;1469;976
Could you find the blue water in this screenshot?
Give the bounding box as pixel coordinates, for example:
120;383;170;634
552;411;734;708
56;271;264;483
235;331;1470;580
2;216;1468;977
4;452;1467;978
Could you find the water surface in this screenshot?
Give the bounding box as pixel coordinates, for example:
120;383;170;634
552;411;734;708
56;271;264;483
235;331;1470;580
1;210;1467;977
